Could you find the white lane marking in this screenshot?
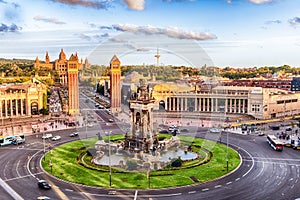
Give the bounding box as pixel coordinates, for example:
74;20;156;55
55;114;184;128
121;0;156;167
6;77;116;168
232;144;254;178
214;185;222;188
226;181;232;185
26;150;42;179
251;161;264;180
289;178;294;181
134;190;138;200
3;161;10;180
265;179;269;183
16;160;21;177
5;172;44;182
65;189;74;192
188;191;196;194
235;178;240;181
250;157;300;162
277;181;282;186
291;185;295;189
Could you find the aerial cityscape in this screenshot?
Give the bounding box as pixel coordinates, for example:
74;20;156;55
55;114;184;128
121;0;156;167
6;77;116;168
1;0;300;200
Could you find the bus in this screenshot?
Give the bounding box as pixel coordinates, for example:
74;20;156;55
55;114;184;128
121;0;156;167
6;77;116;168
267;134;284;151
0;135;15;146
0;134;25;146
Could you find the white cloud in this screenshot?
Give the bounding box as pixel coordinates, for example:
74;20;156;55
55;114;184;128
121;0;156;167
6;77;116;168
112;24;217;41
289;17;300;26
50;0;110;9
247;0;273;4
33;15;66;25
123;0;145;11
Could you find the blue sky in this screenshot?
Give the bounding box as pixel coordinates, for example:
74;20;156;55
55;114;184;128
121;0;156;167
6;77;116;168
1;0;300;68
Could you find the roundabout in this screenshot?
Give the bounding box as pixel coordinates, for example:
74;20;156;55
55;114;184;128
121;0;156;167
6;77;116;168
41;134;241;189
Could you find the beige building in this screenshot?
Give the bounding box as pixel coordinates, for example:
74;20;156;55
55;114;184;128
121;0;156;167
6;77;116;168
0;78;47;119
34;49;80;115
152;84;300;120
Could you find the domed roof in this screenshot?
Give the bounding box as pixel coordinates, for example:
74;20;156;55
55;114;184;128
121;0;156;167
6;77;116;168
153;82;193;93
59;49;66;60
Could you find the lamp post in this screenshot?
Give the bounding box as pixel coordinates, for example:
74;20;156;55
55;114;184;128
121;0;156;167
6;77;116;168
226;130;228;172
109;131;112;187
49;159;53;173
43;132;46;161
85;111;87;139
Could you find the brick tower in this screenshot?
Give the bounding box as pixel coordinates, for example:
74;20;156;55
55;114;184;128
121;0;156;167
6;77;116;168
110;55;121;114
67;53;80;115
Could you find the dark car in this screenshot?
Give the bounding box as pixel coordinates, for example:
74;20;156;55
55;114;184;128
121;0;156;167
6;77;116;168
258;132;265;136
38;180;51;189
286;127;292;131
181;128;189;132
158;129;169;134
70;132;79;137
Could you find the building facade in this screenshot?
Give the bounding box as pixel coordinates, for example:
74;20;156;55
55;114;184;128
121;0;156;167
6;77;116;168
34;49;80;115
0;79;47;119
152;84;300;120
223;78;292;91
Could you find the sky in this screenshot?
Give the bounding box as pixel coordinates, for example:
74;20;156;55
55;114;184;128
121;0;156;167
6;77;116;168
1;0;300;68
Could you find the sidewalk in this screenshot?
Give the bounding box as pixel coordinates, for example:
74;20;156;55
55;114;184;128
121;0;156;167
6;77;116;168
1;118;72;137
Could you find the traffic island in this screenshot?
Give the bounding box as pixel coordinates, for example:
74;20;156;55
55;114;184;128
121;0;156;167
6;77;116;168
41;134;241;189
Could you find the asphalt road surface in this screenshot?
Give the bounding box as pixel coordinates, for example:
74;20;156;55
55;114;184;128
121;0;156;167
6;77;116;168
1;94;299;199
1;127;300;200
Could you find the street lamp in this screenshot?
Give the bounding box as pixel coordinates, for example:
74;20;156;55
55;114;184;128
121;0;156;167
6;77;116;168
226;130;228;172
49;159;53;173
109;130;112;187
85;111;88;139
43;132;46;161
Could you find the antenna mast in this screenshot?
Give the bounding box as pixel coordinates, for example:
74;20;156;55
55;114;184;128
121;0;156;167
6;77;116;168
154;48;160;67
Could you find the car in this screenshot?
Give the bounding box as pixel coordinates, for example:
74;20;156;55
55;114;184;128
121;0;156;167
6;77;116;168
108;119;114;123
159;129;169;134
42;133;53;139
51;135;61;141
87;123;93;127
286;127;292;131
37;196;51;200
168;125;177;131
70;132;79;137
181;128;189;132
38;180;51;190
258;132;265;136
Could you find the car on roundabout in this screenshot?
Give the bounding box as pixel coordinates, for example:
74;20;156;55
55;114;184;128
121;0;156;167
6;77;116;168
70;132;79;137
42;133;53;139
37;196;51;200
258;132;265;136
37;180;51;190
51;135;61;141
180;128;189;133
159;129;169;134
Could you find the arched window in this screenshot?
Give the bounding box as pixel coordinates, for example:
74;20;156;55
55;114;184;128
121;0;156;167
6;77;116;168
136;112;141;124
31;102;39;115
159;100;165;110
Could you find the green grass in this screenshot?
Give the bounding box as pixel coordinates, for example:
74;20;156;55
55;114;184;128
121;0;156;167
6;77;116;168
42;135;240;189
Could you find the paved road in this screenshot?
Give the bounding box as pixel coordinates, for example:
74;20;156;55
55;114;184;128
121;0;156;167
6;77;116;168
1;127;300;200
1;93;300;199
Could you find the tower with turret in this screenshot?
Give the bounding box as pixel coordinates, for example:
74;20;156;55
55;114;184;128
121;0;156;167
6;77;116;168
110;55;122;114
